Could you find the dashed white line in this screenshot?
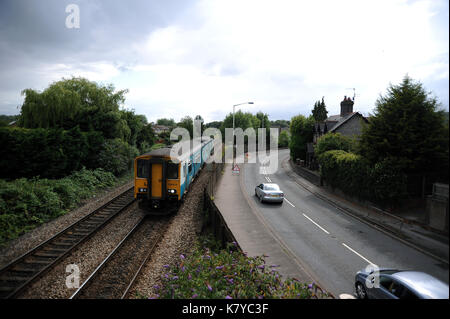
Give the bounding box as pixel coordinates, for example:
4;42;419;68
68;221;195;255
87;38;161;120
283;197;295;207
302;213;330;235
342;243;377;266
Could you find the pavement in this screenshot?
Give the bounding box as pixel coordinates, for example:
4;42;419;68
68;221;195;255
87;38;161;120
213;162;318;286
283;158;449;265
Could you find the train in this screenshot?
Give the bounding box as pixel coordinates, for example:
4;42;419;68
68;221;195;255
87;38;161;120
134;137;214;214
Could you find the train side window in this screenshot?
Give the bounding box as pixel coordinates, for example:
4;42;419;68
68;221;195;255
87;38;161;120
167;162;178;179
210;147;214;155
188;161;192;174
137;159;148;178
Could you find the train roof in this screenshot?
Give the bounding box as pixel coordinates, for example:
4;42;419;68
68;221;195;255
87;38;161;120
141;137;212;160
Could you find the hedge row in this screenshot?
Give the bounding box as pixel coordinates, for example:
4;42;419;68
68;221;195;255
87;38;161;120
0;127;138;179
318;150;407;206
0;168;117;246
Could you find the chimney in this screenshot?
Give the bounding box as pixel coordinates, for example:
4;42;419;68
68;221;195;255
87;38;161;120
340;95;354;117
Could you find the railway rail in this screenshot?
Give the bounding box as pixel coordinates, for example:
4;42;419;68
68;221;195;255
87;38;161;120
70;216;169;299
0;187;136;299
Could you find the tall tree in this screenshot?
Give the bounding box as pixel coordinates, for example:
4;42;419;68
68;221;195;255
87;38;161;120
289;115;314;160
311;97;328;122
359;75;448;177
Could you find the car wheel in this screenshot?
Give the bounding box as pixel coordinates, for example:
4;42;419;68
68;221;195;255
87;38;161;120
255;189;257;196
355;282;367;299
259;195;263;203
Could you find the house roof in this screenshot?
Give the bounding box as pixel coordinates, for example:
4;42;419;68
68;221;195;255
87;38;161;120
328;112;367;133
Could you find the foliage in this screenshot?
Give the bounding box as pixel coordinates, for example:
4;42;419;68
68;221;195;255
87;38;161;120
156;118;176;127
278;130;289;148
0;115;19;127
148;236;330;299
314;133;354;159
318;150;407;205
177;116;194;138
289;115;314;160
359;75;449;178
311;97;328;122
0;126;104;179
97;139;139;176
0;168;117;246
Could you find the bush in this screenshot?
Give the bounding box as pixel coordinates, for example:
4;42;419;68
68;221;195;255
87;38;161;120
314;133;354;159
318;150;407;206
148;236;330;299
0;168;117;245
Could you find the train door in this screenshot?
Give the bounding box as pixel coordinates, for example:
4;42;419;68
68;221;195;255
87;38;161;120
147;158;166;201
151;163;163;198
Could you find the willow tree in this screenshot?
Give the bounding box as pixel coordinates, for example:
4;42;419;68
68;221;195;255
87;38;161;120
18;77;129;139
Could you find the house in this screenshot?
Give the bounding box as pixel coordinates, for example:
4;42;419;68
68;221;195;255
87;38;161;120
307;96;368;169
152;124;170;135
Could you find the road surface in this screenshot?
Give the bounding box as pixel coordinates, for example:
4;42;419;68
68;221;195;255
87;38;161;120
241;149;449;296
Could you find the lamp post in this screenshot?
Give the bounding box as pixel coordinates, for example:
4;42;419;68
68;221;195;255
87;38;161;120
232;101;254;167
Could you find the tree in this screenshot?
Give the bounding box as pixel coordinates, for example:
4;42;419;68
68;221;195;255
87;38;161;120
178;116;194;138
157;118;176;127
289;115;314;160
359;75;449;177
278;130;289;148
311;97;328;122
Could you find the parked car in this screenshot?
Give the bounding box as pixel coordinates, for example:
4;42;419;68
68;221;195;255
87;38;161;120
255;183;284;204
355;268;449;299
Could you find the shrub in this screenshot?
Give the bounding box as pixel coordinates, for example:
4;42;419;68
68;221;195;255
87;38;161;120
149;236;330;299
318;150;407;206
314;133;354;159
0;168;117;246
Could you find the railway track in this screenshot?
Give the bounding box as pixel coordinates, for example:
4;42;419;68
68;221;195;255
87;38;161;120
0;187;136;299
70;216;169;299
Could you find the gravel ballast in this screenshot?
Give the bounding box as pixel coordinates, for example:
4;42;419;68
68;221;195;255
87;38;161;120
127;169;214;299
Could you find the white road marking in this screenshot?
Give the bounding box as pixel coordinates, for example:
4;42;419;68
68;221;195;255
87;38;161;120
302;213;330;235
283;197;295;207
342;243;377;266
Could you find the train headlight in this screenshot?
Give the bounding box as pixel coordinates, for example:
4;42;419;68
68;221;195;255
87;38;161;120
168;189;176;194
139;188;147;192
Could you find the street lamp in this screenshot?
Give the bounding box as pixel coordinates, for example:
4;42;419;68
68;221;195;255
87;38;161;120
232;102;254;166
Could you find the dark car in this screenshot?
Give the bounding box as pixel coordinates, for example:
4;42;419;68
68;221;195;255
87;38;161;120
355;268;449;299
255;183;284;203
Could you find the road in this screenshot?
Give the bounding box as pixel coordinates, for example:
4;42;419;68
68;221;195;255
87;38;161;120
241;149;449;297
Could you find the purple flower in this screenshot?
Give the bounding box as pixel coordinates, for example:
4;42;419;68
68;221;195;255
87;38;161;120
216;265;224;270
257;265;265;269
180;254;185;259
270;265;280;268
228;279;234;284
164;274;169;278
192;294;198;298
232;241;237;246
207;284;213;291
225;295;232;299
163;264;170;268
258;295;264;299
181;266;186;272
153;285;160;289
188;274;192;280
308;284;313;289
172;276;179;280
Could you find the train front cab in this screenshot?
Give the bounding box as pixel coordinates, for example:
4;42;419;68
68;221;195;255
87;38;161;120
135;154;180;213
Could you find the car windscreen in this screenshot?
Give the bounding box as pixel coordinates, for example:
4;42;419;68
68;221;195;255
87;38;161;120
264;185;280;191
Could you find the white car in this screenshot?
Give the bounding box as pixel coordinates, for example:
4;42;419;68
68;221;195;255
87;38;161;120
255;183;284;204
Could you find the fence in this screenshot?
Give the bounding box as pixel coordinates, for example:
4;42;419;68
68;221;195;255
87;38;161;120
201;162;242;250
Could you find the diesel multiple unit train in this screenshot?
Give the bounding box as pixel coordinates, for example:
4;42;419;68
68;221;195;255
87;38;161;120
134;137;214;213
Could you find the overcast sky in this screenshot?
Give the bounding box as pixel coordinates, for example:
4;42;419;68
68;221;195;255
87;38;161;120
0;0;448;123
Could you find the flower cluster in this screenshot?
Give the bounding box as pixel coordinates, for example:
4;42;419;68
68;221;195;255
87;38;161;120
149;236;330;299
